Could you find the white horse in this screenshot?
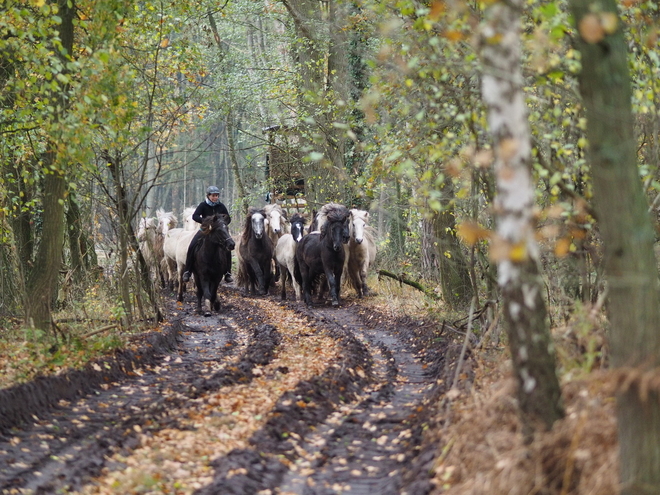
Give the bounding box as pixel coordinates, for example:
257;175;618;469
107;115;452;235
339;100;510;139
344;209;377;298
264;203;288;282
275;212;306;301
163;207;197;296
155;209;177;287
137;216;161;284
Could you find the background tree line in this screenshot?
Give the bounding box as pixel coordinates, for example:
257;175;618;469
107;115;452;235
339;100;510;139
1;0;659;490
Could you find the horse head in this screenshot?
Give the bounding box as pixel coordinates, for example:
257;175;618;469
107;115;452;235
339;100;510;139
241;208;267;242
264;204;286;236
156;209;177;236
202;214;235;250
350;209;368;244
290;213;306;243
252;211;266;239
320;205;350;252
137;217;158;242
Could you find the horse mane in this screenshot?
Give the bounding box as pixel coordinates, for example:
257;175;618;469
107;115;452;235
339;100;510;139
200;214;217;234
240;207;265;244
349;208;368;222
182;206;197;231
319;204;349;238
156;208;177;233
316;202;347;232
264;203;284;216
137;216;157;241
290;212;306;226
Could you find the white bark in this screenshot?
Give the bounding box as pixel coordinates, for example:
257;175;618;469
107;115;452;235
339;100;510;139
479;0;563;433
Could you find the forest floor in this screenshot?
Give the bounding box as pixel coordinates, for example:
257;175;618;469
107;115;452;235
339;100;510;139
0;279;620;494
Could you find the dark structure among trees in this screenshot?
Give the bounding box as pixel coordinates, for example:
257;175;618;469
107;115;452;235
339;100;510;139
263;125;305;203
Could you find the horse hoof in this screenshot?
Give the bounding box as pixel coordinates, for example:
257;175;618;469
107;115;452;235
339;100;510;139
204;311;212;317
332;300;339;307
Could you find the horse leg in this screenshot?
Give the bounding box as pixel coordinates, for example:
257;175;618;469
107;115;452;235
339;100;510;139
327;265;343;306
279;262;288;301
359;262;370;296
212;288;221;311
196;283;204;314
325;272;339;306
249;259;268;295
300;265;314;307
273;257;280;283
177;271;185;302
201;281;213;316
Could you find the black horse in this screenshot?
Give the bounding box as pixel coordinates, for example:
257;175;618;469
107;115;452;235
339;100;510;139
237;207;273;296
191;214;235;316
294;204;350;307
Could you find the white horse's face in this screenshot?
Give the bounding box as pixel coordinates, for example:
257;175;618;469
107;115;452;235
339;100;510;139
158;212;176;235
268;210;282;235
138;217;158;241
252;212;266;239
351;213;367;244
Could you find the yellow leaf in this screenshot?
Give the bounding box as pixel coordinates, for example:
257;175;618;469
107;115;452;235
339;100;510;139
457;222;491;246
33;0;45;6
509;242;527;262
160;38;170;48
554;237;571;258
429;1;445;21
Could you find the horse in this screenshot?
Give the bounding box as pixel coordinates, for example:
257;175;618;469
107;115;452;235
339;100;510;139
264;203;287;282
137;216;160;284
344;209;377;298
275;213;306;301
294;203;350;307
155;209;177;288
163;206;198;298
236;207;274;296
191;214;235;315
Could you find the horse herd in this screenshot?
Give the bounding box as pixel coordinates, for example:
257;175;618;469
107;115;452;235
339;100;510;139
137;203;377;316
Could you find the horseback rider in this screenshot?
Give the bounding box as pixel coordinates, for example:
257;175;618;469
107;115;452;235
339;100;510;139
181;186;233;283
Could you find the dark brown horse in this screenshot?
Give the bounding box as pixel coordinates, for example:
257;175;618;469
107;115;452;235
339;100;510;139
237;207;273;296
191;214;234;315
294;204;350;307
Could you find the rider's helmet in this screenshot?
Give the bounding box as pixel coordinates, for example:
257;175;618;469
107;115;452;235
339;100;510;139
206;186;220;196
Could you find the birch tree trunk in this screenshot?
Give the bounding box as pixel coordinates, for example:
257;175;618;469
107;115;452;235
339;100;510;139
480;0;564;435
569;0;660;491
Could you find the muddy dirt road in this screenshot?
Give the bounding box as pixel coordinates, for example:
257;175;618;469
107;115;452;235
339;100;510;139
0;285;456;494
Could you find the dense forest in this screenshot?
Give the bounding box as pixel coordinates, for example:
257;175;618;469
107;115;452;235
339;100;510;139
1;0;660;493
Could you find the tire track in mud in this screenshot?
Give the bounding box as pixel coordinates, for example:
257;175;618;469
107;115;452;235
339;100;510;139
0;293;449;495
196;301;446;495
277;305;441;495
0;306;279;494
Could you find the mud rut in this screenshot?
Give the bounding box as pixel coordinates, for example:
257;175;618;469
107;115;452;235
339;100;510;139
0;285;458;495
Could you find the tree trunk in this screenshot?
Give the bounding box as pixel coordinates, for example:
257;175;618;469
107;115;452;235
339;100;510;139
66;194;85;280
24;0;76;331
281;0;345;207
431;177;473;309
569;0;660;492
480;0;564;435
25;160;66;330
226;111;248;214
